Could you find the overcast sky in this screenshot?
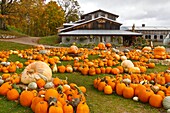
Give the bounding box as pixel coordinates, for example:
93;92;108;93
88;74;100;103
47;0;170;26
78;0;170;26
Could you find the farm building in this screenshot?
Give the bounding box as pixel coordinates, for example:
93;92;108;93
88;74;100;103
58;9;142;46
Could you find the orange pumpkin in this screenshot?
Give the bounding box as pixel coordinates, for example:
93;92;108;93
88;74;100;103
20;88;34;107
7;88;20;101
149;94;163;108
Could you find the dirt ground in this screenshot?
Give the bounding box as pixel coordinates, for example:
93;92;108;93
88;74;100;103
0;37;40;46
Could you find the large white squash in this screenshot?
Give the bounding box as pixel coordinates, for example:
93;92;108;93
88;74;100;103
121;60;134;72
21;61;52;84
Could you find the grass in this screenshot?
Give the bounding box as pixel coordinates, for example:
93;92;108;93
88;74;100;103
0;27;28;38
0;41;168;113
38;35;59;46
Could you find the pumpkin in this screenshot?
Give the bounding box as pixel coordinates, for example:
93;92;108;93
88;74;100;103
105;43;112;48
111;68;120;75
138;88;154;103
0;79;4;85
0;82;12;96
154;46;166;56
31;97;44;112
123;86;134;99
128;67;140;74
45;89;58;101
149;94;163;108
36;79;46;88
58;65;66;73
20;88;34;107
35;101;48;113
66;65;73;73
28;82;37;90
116;82;126;96
121;60;134;72
163;96;170;109
97;80;106;91
69;45;78;54
44;82;54;89
122;78;131;85
104;84;113;95
98;43;106;50
134;84;146;96
21;61;52;84
142;46;152;52
120;56;127;61
63;103;74;113
76;101;90;113
49;105;63;113
7;88;20;101
133;96;139;101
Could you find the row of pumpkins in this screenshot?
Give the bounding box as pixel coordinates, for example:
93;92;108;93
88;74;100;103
0;61;90;113
93;72;170;110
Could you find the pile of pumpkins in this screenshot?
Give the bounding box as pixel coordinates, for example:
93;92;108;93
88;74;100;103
0;61;89;113
93;71;170;110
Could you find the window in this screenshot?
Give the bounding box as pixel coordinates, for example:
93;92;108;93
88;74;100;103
160;35;163;39
148;35;151;39
145;35;148;39
154;35;157;39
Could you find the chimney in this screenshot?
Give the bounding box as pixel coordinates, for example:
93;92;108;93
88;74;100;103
142;24;145;27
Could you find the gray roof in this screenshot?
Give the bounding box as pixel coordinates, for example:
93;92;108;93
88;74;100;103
60;16;122;32
121;26;170;31
59;30;142;36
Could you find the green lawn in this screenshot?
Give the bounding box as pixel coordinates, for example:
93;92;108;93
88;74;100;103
0;41;168;113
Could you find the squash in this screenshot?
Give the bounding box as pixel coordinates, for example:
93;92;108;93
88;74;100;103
69;45;78;54
120;56;127;61
121;60;134;72
163;96;170;109
28;82;37;90
44;82;54;89
133;96;139;101
0;79;4;85
21;61;52;84
142;46;152;52
154;46;166;56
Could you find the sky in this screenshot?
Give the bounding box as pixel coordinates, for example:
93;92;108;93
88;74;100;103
47;0;170;27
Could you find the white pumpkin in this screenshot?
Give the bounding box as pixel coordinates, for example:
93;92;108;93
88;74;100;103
120;56;127;61
163;96;170;109
133;96;139;101
28;82;37;90
121;60;134;72
21;61;52;84
0;79;4;85
44;82;54;89
122;78;131;84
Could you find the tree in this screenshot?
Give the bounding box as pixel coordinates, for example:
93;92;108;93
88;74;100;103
56;0;81;23
44;1;65;35
7;0;65;36
0;0;17;30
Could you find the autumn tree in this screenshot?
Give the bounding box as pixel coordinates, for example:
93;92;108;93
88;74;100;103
8;0;65;36
56;0;81;23
44;1;65;35
0;0;17;30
